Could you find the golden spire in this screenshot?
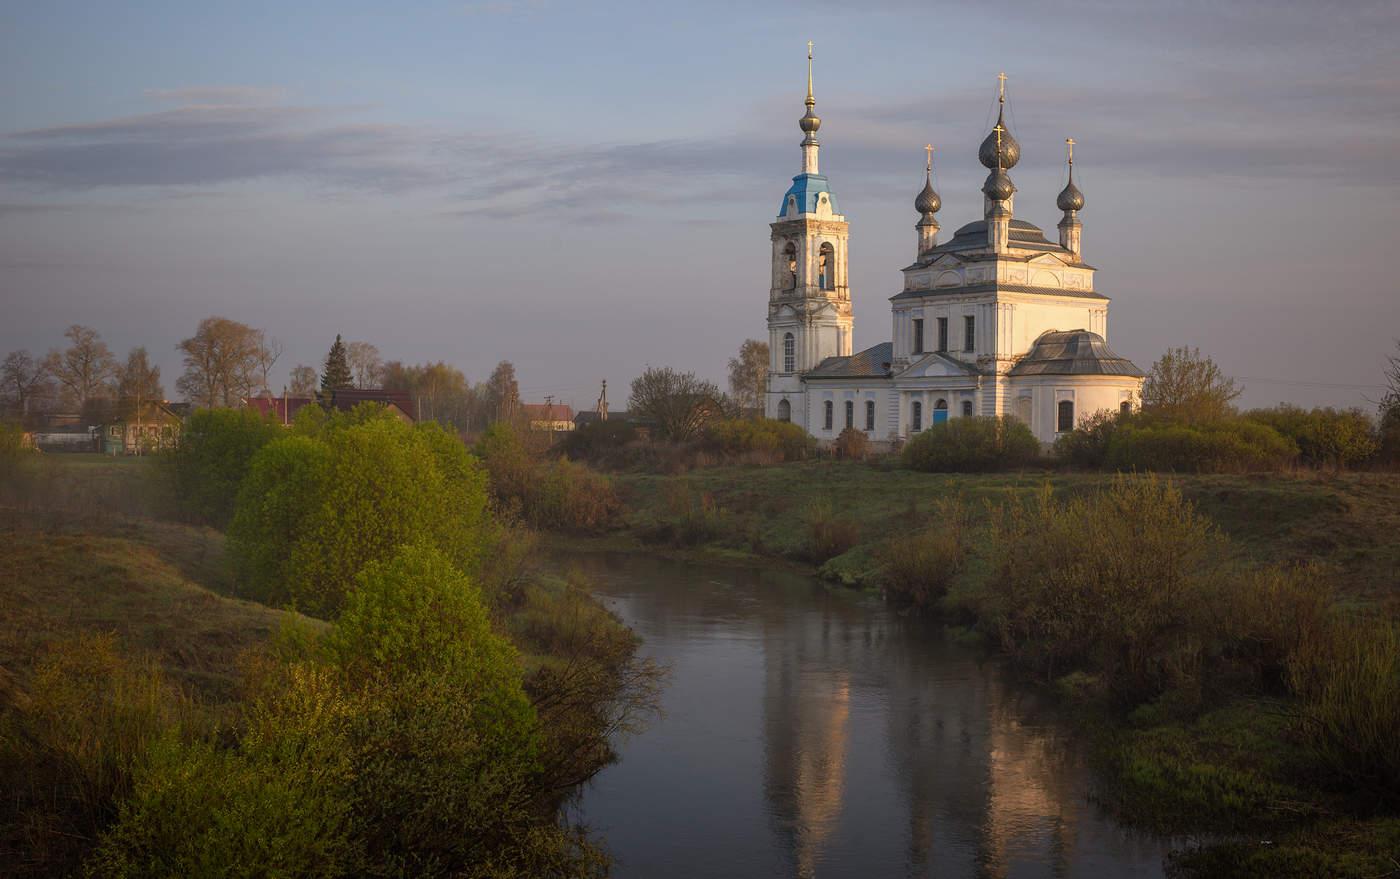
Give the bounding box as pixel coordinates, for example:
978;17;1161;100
806;41;815;108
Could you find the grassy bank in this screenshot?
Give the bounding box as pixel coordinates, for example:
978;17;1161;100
0;453;659;876
581;459;1400;876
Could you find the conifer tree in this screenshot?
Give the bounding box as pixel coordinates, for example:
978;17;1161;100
320;335;354;391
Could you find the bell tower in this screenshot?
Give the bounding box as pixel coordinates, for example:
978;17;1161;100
765;43;852;425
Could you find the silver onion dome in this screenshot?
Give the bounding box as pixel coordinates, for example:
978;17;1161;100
915;172;941;213
978;107;1021;170
982;166;1016;202
1057;172;1084;212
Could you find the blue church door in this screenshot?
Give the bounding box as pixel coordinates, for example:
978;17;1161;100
933;399;948;424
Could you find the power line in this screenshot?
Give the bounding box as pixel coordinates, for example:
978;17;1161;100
1235;376;1387;391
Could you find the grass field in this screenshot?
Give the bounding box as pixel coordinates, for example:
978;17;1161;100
597;461;1400;601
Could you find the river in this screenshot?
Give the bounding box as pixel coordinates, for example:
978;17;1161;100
566;551;1176;878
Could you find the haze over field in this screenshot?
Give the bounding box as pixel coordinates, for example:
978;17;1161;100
2;0;1397;411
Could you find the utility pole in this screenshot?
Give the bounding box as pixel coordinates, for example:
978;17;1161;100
544;395;554;430
597;379;608;422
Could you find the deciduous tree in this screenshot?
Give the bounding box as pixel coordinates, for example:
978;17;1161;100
1;350;55;417
1380;339;1400;463
727;339;769;414
346;341;385;389
175;317;268;408
628;366;723;442
486;360;520;424
115;347;164;408
1140;346;1241;426
320;335;354;392
288;364;319;397
44;325;117;409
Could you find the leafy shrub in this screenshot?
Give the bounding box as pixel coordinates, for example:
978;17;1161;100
979;477;1225;703
1105;419;1297;472
475;422;622;532
706;418;810;462
902;415;1040;472
1052;408;1125;469
879;500;968;611
1288;616;1400;802
832;427;869;460
805;501;860;563
229;417;492;616
1245;405;1378;470
160;407;281;527
560;418;637;462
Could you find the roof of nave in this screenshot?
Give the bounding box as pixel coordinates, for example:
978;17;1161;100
806;342;894;378
889;282;1109;302
930;219;1064;255
1006;330;1144;377
779;173;840;218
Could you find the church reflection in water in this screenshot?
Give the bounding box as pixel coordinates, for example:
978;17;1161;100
757;578;1085;878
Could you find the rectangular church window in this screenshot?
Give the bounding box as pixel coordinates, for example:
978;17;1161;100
913;319;924;354
937;318;948;352
865;400;875;431
964;315;975;352
912;401;922;432
824;400;833;431
1058;399;1075;432
844;400;853;430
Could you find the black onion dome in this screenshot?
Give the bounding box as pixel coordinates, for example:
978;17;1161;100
915;173;941;213
978;107;1021;170
982;167;1015;202
1057;174;1084;212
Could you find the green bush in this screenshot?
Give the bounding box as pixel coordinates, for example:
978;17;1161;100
160;407;282;527
1052;408;1125;469
1245;405;1378;470
475;422;622;532
705;418;811;462
1105;419;1297;472
229;417;492;617
1288;616;1400;802
560;418;637;461
979;477;1225;703
902;415;1040;472
879;500;968;611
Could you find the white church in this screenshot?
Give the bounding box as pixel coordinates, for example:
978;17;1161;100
764;60;1144;444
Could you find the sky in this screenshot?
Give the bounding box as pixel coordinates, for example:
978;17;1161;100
2;0;1397;413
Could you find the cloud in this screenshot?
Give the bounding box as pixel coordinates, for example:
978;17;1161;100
142;85;287;105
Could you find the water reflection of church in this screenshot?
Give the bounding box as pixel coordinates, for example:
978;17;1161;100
760;585;1088;877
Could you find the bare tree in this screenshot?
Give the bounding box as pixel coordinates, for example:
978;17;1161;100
288;364;319;397
346;341;385;389
115;347;164;454
255;332;283;395
1140;346;1241;426
727;339;769;414
175;317;268;408
1380;339;1400;463
628;366;723;441
1;350;56;418
44;325;117;409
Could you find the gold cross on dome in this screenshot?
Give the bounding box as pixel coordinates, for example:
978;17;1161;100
997;72;1007;100
994;123;1004;153
925;144;933;170
1066;137;1076;164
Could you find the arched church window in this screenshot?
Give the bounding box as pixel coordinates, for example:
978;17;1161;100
962;400;973;417
783;242;797;290
783;333;795;373
911;401;922;432
1120;400;1131;415
844;400;854;430
778;398;791;422
823;401;833;431
934;398;948;424
818;243;834;290
1058;400;1075;432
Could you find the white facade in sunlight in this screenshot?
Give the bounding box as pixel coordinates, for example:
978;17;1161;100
763;70;1144;445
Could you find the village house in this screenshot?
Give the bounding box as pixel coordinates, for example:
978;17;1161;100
101;401;182;455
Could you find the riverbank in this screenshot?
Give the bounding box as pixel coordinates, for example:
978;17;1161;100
571;460;1400;877
0;453;658;876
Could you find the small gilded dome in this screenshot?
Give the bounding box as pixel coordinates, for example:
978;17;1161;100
1057;175;1084;212
978;107;1021;170
982;167;1016;202
915;173;941;214
799;106;821;133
